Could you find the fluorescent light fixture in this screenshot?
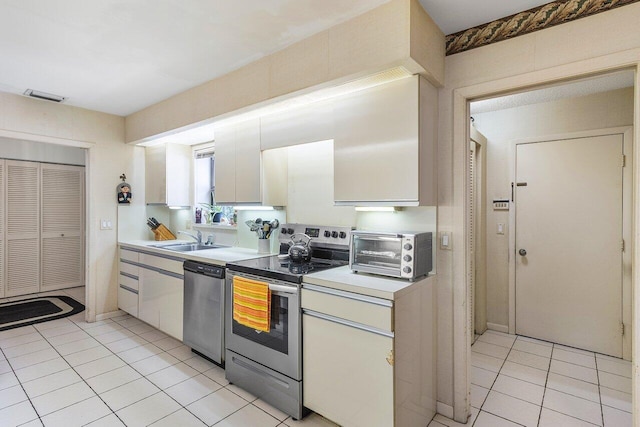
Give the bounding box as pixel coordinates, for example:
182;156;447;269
355;206;402;212
233;206;276;211
168;206;190;210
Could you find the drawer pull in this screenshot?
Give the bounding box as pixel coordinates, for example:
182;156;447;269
303;309;394;338
302;284;392;307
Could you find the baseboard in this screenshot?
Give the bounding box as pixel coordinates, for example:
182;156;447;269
436;401;454;419
487;322;509;334
95;310;126;321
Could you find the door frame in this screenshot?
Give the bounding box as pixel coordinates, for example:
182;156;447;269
507;127;633;359
451;61;639;424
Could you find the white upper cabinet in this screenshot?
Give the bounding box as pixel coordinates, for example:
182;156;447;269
145;143;191;206
214;119;287;206
333;75;437;206
260;100;334;150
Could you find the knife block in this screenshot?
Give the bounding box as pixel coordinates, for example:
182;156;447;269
153;224;177;241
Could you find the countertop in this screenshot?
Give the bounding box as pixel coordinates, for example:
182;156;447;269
303;265;435;300
119;240;435;300
119;240;269;266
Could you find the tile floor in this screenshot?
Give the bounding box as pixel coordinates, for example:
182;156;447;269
429;330;633;427
0;288;338;427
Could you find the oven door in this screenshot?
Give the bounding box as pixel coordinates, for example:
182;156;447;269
225;270;300;380
350;231;404;277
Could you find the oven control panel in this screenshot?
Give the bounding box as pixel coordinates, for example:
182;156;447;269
279;223;352;248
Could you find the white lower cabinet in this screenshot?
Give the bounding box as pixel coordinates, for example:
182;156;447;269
302;278;436;427
303;313;394;427
139;265;184;341
118;248;139;317
118;246;184;341
302;285;394;427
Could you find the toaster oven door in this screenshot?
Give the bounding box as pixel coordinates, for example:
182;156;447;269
350;233;403;276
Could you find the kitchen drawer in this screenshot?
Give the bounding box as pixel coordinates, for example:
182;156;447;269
119;247;139;263
301;285;393;332
118;285;139;317
119;273;139;291
139;253;184;275
119;261;139;277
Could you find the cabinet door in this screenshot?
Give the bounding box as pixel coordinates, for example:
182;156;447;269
40;164;85;291
334;76;419;205
138;265;183;340
6;161;40;297
303;313;394;427
138;267;161;329
157;272;183;341
213;126;236;204
145;145;167;204
165;144;192;207
234;119;261;204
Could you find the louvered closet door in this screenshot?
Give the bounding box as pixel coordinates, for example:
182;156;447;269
0;160;5;298
41;164;85;291
6;161;40;297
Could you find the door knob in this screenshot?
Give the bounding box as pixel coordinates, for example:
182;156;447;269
519;249;527;256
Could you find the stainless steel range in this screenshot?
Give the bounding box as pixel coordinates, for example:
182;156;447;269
224;223;351;420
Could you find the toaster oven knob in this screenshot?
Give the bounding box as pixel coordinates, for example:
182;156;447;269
403;255;412;262
331;231;339;238
403;266;412;274
403;243;413;250
339;231;347;239
324;230;331;238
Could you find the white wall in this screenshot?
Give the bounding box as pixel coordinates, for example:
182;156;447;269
473;87;634;329
0;92;129;320
440;3;640;422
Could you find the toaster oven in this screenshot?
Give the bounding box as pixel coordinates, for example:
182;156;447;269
349;231;432;280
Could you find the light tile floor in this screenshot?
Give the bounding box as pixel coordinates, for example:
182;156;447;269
0;288;338;427
430;330;633;427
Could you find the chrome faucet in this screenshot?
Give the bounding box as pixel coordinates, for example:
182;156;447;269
178;230;202;243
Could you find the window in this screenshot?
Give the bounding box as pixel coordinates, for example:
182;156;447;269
194;149;233;223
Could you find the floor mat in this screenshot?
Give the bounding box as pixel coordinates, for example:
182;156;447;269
0;295;85;331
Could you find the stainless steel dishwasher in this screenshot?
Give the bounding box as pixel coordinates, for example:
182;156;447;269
183;260;225;365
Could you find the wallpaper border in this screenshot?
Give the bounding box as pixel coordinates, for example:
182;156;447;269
446;0;640;56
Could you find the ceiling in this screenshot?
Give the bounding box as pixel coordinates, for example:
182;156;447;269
0;0;556;117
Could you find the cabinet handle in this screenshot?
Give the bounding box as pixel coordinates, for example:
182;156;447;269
386;350;394;366
303;309;394;338
302;284;392;307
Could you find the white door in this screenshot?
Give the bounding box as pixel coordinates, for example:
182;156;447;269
40;164;85;291
6;160;40;297
515;134;623;357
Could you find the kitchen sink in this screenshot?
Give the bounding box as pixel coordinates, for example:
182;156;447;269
152;243;228;252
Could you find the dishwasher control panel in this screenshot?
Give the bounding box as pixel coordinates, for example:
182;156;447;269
183;260;224;278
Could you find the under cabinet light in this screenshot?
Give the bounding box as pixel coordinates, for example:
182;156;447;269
168;206;190;210
355;206;402;212
233;206;277;211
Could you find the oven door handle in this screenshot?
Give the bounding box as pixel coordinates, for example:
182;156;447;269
268;284;298;295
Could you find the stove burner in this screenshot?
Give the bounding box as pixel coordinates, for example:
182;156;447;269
282;262;315;275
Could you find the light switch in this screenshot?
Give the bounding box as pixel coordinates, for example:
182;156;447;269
497;223;505;235
100;219;113;230
440;231;452;250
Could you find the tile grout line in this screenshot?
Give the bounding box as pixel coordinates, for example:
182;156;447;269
471;334;519;426
594;353;605;427
0;344;43;426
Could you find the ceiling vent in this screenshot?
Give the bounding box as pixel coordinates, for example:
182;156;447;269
23;89;66;103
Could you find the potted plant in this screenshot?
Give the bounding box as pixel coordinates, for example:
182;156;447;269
199;189;223;223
